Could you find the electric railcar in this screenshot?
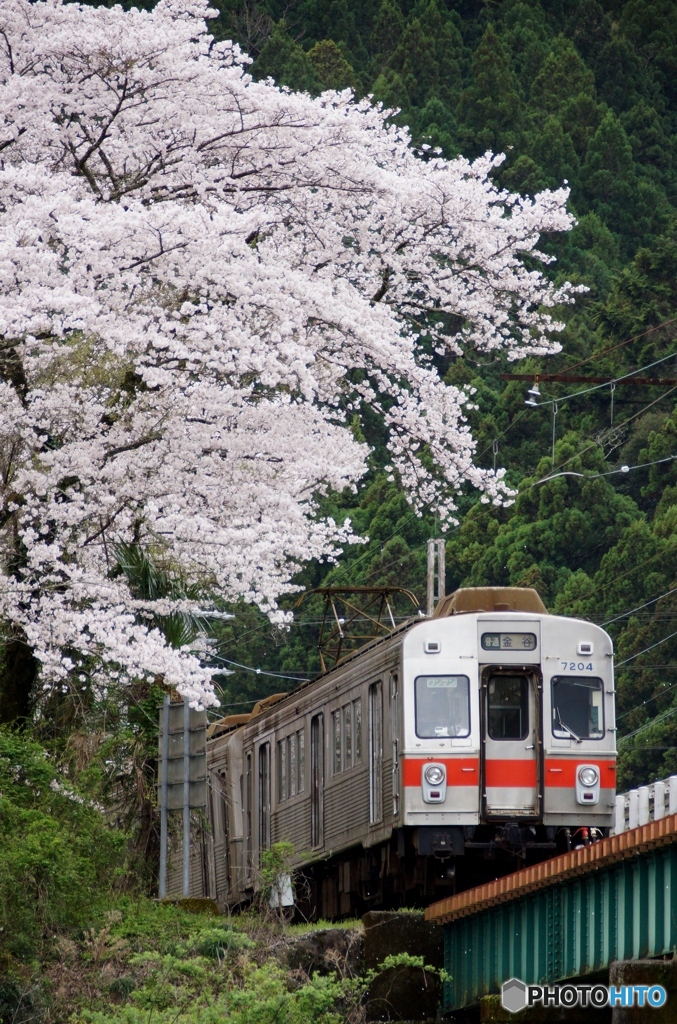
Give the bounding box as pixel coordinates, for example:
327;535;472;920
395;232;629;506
176;587;616;917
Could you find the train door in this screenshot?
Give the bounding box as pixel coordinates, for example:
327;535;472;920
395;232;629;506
369;681;383;824
482;669;541;817
258;742;270;856
311;714;324;848
391;672;400;818
245;751;253;876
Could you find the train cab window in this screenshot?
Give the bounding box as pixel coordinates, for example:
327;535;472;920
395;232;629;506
552;676;604;740
487;675;528;740
415;675;470;738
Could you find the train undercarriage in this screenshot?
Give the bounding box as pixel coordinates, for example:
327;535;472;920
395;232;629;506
296;823;608;920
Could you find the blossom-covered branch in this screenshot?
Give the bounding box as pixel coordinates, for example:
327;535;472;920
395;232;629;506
0;0;577;705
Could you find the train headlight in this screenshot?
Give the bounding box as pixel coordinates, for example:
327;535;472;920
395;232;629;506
578;766;598;788
425;764;445;786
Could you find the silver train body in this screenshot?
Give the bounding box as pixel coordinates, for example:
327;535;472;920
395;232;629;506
168;588;616;916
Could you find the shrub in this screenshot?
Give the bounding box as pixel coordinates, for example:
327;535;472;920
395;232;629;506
0;730;126;957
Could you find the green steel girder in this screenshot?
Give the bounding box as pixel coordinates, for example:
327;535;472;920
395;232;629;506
443;845;677;1011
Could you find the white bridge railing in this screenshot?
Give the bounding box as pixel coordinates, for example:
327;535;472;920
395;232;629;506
612;775;677;835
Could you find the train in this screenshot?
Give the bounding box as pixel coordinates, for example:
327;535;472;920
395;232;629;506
169;586;617;918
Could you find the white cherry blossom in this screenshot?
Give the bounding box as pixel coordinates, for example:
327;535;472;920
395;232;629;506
0;0;577;705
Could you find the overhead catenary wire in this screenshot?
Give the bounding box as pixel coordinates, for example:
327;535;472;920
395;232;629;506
210;653;309;682
560;316;677;376
602;586;677;626
615;629;677;667
618;704;677;745
527;452;677;489
616;678;677;722
526;348;677;410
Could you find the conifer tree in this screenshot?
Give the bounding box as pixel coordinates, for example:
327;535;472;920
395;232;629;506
457;25;522;155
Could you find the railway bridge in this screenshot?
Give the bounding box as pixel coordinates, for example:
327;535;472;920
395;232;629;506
426;776;677;1019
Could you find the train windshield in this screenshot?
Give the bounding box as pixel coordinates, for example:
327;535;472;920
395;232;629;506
415;675;470;738
551;676;604;740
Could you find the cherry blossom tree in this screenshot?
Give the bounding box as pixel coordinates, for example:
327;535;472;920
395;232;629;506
0;0;577;709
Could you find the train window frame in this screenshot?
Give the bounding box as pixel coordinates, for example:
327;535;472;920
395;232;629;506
331;697;363;775
332;709;342;776
487;674;529;741
277;737;287;802
277;728;305;801
551;675;605;741
414;674;471;739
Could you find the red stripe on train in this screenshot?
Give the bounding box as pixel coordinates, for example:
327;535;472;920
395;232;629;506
402;757;478;787
485;759;537;788
545;758;616;787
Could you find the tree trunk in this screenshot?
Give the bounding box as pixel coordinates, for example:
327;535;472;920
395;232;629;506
0;635;37;724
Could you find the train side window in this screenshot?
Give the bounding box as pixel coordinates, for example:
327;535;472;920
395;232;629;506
487;675;528;740
344;704;352;767
551;676;604;740
354;698;362;762
332;710;342;775
277;730;305;799
415;675;470;738
277;739;287;801
297;729;305;792
288;734;296;797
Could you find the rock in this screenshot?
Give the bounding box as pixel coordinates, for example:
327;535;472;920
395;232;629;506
362;911;443;1021
480;993;610;1022
610;958;677;1024
362;911;443;971
366;962;440;1022
280;927;364;977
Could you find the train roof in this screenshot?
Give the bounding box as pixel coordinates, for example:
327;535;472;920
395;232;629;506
433;587;548;617
206;587;549;739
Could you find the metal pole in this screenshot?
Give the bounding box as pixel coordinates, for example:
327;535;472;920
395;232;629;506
183;700;191;897
426;539;435;617
159;694;170;899
551;402;558;470
436;539;445;606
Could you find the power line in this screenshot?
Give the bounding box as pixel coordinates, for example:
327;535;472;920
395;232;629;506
528;452;677;489
615;629;677;667
210;654;308;682
602;586;677;626
526;349;677;409
618;704;677;745
617;679;677;722
561;316;677;375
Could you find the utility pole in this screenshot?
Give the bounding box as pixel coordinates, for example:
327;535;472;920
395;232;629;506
427;538;446;617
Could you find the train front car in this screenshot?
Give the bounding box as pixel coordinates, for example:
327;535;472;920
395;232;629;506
400;587;616;884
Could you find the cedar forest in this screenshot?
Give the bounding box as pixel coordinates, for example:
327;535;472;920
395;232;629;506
2;0;677;1019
